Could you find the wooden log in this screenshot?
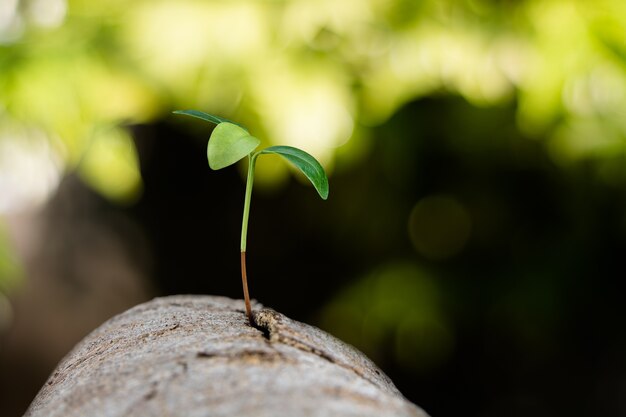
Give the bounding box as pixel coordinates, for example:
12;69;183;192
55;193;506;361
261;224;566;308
25;295;429;417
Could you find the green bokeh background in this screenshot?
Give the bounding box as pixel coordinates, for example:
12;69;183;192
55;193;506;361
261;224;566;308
1;0;626;416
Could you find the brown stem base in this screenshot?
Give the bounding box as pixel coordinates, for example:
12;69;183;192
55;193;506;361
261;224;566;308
240;251;252;324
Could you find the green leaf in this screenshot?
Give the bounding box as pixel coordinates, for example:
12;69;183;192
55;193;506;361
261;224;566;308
173;110;247;130
258;146;329;200
208;122;260;170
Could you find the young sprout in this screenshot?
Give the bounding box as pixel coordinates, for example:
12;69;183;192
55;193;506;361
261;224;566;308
174;110;329;324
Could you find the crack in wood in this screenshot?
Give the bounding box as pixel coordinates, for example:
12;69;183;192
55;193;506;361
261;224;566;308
252;308;388;393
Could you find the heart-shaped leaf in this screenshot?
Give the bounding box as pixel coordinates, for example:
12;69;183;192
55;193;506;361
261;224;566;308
208;122;260;170
258;146;329;200
173;110;247;130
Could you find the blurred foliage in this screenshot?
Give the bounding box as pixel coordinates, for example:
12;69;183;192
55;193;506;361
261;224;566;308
1;0;625;206
0;220;21;300
320;262;453;371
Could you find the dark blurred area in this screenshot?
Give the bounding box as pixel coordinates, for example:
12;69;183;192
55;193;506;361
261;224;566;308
2;0;626;416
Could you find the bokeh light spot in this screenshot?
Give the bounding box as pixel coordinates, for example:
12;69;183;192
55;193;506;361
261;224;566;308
78;127;143;204
319;262;454;371
408;194;472;260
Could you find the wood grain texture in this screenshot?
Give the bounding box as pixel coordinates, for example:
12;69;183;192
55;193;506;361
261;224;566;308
25;295;429;417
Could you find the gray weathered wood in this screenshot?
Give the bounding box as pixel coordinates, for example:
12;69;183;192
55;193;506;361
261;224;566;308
25;295;429;417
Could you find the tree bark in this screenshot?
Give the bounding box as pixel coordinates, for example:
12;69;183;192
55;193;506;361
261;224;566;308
25;295;429;417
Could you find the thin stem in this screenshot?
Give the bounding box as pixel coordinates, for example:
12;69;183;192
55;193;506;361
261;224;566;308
241;154;256;252
240;154;256;324
241;251;252;322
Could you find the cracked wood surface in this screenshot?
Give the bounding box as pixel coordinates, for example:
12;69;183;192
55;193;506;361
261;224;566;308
25;295;429;417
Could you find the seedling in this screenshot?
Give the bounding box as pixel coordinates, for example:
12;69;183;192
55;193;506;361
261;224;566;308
174;110;329;324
